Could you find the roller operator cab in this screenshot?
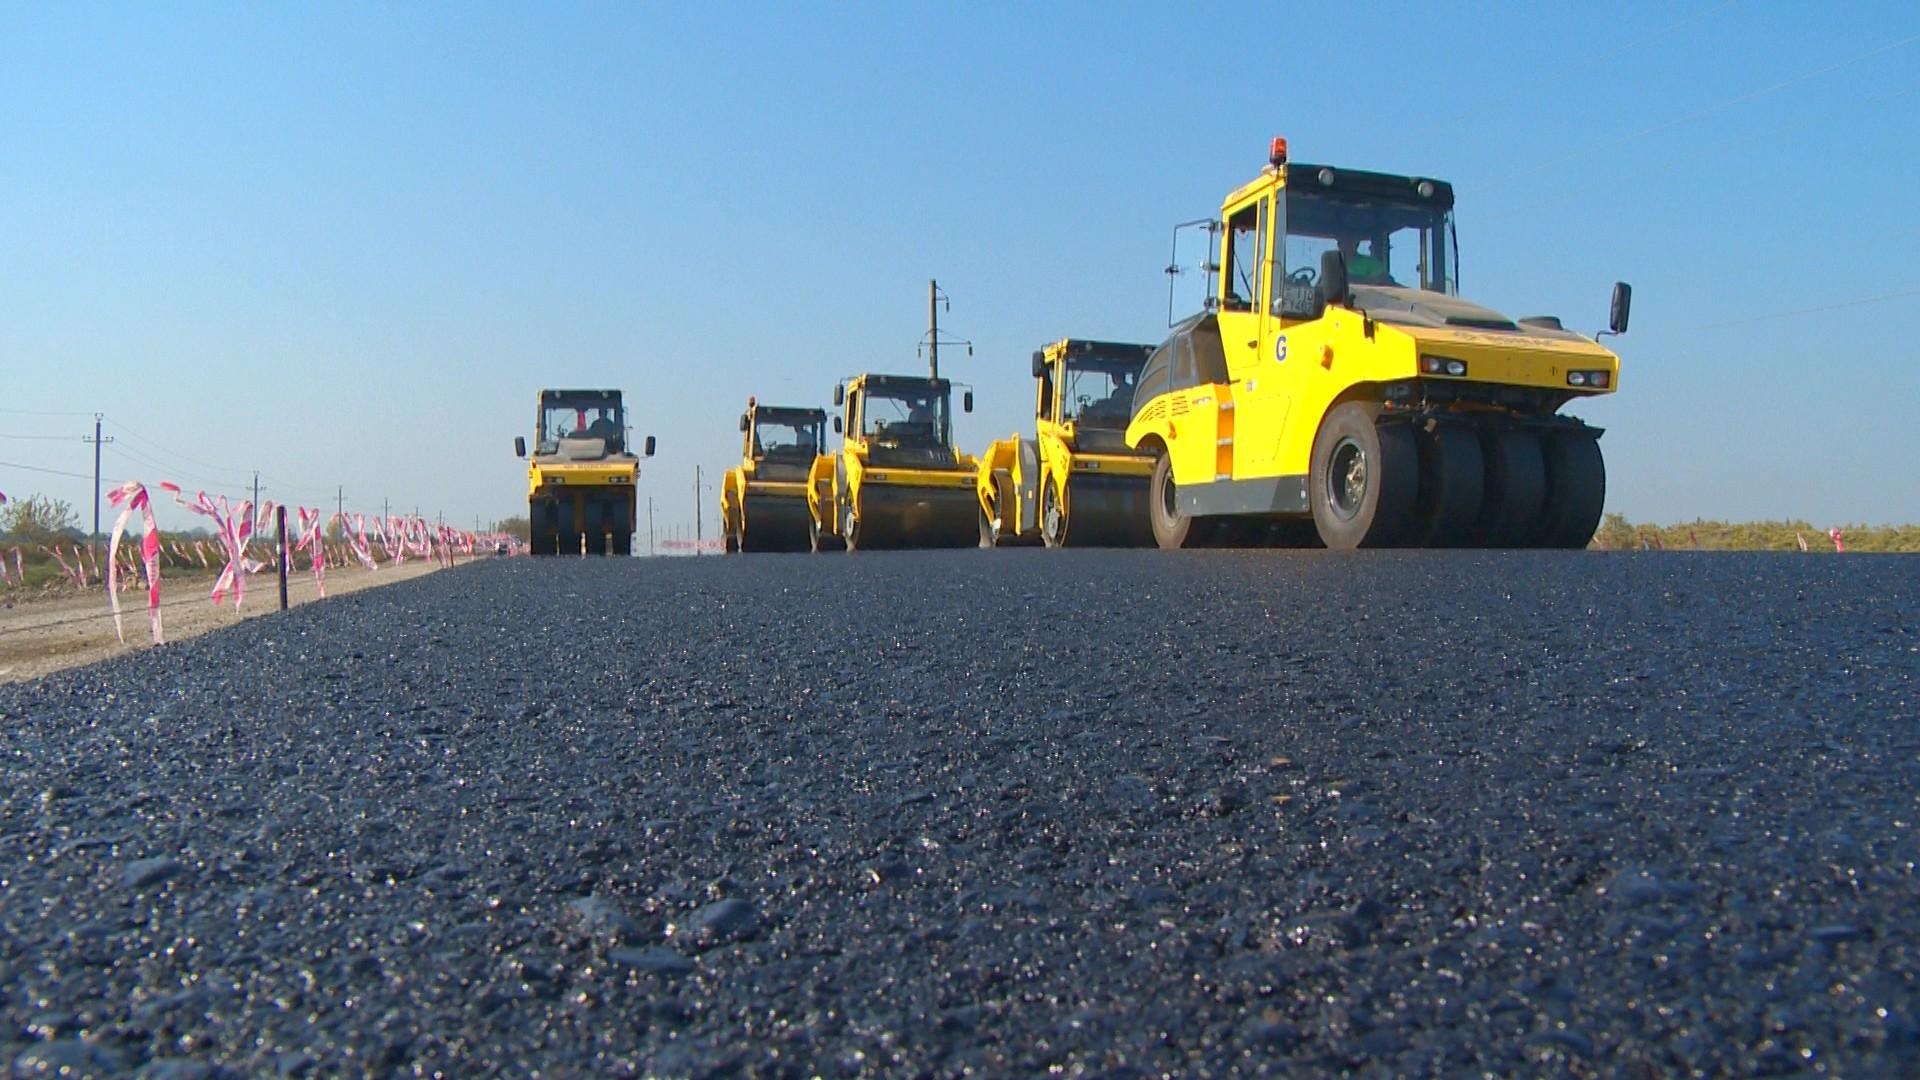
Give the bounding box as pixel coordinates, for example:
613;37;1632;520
721;399;828;553
977;339;1157;548
1126;138;1631;549
807;373;978;552
513;389;655;556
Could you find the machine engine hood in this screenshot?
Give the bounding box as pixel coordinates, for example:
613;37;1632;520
1350;285;1593;345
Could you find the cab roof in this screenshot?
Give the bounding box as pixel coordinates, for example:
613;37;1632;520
1046;338;1154;363
1287;163;1455;210
1223;162;1455;212
539;389;624;403
752;404;827;422
847;373;950;393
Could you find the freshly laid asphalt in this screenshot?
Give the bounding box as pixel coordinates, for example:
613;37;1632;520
2;549;1916;1077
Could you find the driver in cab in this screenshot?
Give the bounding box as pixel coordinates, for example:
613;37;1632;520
1339;236;1396;286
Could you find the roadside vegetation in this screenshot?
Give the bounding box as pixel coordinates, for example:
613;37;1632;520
1593;514;1920;552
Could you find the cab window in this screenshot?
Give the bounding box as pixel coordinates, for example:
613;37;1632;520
1223;200;1266;313
1174;336;1196;387
1136;344;1172;410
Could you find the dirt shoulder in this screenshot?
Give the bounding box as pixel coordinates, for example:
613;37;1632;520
0;560;455;685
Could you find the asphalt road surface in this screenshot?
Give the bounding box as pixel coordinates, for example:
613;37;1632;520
2;550;1916;1077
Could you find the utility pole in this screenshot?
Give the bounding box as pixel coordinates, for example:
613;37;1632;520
693;466;704;555
382;497;390;523
922;281;970;378
647;496;656;557
83;414;113;542
337;485;344;526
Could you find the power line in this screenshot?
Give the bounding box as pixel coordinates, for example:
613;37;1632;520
108;444;251;496
1486;31;1920;191
109;420;340;506
1444;0;1743;129
0;407;93;417
1507;82;1919;216
0;459;99;482
109;419;261;482
1690;285;1920;331
0;433;81;441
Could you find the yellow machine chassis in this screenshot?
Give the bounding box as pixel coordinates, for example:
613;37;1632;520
977;338;1157;548
526;460;638;556
722;465;812;553
1124;146;1625;549
808;373;978;552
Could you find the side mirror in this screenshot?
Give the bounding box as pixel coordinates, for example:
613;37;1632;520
643;435;657;457
1609;282;1632;335
832;416;843;434
963;390;973;413
833;384;845;406
1318;250;1349;310
514;436;526;458
1031;351;1047;379
738;413;749;433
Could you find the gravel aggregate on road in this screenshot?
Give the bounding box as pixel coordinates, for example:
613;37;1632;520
2;550;1917;1076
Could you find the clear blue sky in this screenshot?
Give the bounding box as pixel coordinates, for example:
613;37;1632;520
4;1;1918;538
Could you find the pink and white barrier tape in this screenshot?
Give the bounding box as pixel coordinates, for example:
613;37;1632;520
161;484;263;610
293;506;326;597
106;481;164;645
46;546;83;588
338;513;379;571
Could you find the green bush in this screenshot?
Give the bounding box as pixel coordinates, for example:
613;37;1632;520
1591;517;1920;552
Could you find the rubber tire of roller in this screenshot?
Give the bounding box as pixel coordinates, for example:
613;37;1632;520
978;475;1004;549
1041;479;1068;549
583;500;606;556
1472;427;1547;548
1148;452;1197;550
1309;403;1419;550
1539;431;1606;549
1411;423;1485;548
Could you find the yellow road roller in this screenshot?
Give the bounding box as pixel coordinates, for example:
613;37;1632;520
721;398;827;553
977;338;1156;548
1127;137;1629;549
514;388;656;556
808;373;977;552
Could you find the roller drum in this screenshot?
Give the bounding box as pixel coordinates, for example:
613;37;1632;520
740;492;813;553
1058;474;1153;548
853;484;980;550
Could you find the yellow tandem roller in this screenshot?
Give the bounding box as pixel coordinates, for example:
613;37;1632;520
721;399;827;553
808;373;979;552
977;339;1156;548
